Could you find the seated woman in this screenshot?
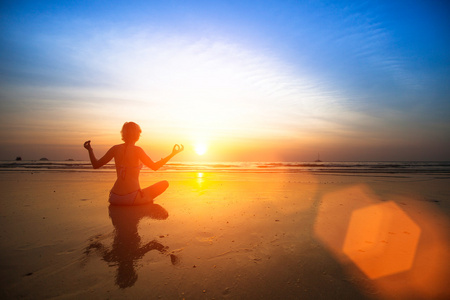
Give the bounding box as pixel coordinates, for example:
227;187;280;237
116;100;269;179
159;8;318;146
83;122;183;205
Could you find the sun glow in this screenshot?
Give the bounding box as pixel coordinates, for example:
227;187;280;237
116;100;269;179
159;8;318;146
37;34;346;162
195;143;208;156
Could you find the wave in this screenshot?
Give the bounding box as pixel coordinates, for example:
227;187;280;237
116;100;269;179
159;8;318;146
1;160;450;174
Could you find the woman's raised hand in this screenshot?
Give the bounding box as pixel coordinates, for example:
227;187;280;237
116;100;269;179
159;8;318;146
172;144;184;155
84;140;92;151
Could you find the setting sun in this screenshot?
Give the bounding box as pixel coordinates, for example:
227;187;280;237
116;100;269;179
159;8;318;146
195;143;208;156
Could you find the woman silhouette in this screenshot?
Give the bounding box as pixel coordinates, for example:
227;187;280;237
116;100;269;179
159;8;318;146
83;122;183;205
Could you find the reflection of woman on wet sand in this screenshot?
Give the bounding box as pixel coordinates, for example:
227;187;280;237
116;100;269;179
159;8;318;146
84;122;183;205
84;204;179;288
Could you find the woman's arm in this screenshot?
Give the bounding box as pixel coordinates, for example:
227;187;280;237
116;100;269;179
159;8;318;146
139;144;184;171
83;140;115;169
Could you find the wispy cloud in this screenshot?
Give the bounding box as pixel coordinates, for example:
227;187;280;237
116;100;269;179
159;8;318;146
319;2;422;94
3;28;350;143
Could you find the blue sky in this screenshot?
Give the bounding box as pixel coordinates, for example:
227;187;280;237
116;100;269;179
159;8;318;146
1;0;449;161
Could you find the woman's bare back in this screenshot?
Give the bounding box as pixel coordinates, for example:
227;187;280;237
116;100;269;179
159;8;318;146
111;144;142;195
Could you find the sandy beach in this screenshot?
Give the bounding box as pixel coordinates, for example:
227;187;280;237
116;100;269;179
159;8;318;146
1;170;449;299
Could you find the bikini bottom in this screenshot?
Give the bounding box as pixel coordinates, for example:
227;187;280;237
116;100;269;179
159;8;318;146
108;190;141;206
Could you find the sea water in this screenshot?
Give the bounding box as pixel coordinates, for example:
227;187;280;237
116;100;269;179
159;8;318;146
1;160;450;175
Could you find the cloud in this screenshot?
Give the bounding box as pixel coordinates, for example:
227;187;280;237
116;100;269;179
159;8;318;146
4;27;350;142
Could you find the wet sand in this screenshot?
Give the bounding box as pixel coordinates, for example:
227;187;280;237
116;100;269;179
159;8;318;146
1;171;449;299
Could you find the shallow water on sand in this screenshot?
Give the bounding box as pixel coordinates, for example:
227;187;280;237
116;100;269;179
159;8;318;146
1;171;449;299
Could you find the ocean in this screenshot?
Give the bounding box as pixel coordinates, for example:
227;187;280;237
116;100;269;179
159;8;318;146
1;160;450;175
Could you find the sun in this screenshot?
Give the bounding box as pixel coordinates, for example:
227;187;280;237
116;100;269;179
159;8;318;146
194;143;208;156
